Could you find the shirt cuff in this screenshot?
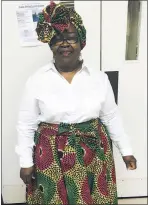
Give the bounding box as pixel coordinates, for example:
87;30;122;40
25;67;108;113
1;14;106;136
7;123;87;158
119;148;133;156
19;159;34;168
113;141;133;156
15;145;34;168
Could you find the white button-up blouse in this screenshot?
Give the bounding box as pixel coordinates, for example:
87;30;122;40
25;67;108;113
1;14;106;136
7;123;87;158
15;61;133;168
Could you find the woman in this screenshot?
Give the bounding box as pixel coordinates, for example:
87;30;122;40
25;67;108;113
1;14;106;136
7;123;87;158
16;1;137;204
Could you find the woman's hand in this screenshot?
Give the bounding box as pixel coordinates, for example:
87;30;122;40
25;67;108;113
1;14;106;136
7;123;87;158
122;155;137;170
20;166;34;184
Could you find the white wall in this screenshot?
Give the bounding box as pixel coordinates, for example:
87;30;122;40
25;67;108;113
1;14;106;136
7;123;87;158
102;1;147;197
2;1;100;203
2;1;52;203
102;1;128;71
75;1;100;72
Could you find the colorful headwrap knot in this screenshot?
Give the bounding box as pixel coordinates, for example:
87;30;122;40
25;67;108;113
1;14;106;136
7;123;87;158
36;1;86;49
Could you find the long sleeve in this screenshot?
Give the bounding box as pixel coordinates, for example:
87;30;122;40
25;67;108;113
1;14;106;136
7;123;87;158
15;77;40;168
99;74;133;156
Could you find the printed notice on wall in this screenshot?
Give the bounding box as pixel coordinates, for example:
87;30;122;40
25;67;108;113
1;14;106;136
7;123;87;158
16;2;45;47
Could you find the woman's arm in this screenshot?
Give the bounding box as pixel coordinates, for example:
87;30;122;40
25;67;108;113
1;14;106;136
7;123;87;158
99;73;136;169
15;77;40;168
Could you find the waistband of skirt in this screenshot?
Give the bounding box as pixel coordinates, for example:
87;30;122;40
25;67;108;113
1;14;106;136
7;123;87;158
38;118;102;128
37;118;103;136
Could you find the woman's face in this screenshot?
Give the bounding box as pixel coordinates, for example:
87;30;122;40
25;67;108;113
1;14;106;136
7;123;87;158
51;24;81;67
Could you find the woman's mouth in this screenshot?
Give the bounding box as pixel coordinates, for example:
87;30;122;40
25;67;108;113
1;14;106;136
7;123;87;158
60;51;72;56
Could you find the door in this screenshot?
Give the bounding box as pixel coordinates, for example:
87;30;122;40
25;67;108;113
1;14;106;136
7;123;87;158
102;1;147;197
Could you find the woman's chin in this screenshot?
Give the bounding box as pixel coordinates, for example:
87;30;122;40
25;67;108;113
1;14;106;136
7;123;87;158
60;56;73;64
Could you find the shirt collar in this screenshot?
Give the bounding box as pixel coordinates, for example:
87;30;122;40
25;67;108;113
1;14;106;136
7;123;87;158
44;60;90;75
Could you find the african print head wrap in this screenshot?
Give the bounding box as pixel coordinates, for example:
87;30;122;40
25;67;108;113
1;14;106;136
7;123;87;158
36;1;86;49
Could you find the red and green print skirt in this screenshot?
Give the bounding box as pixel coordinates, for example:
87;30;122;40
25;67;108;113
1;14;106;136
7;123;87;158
26;118;118;204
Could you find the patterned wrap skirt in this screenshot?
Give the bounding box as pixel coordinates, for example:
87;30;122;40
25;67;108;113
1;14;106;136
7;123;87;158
26;118;118;205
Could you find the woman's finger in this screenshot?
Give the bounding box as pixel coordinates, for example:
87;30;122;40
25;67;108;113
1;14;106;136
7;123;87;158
20;174;32;184
20;172;26;184
21;175;27;184
25;174;32;185
131;161;137;169
127;161;137;170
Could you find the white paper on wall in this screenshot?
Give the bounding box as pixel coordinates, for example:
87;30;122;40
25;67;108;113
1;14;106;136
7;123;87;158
16;2;45;47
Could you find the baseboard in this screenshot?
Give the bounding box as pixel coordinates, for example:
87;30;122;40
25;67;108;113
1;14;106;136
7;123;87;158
118;196;148;199
4;197;148;204
3;204;26;205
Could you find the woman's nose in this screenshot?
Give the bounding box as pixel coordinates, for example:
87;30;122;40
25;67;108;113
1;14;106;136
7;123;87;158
60;39;70;47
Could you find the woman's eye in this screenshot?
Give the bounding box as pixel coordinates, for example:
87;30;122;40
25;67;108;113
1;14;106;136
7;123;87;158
67;37;77;41
56;39;62;42
55;36;61;40
67;36;77;39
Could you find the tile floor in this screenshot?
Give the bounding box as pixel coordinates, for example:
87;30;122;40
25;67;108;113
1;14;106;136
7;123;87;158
118;197;147;204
